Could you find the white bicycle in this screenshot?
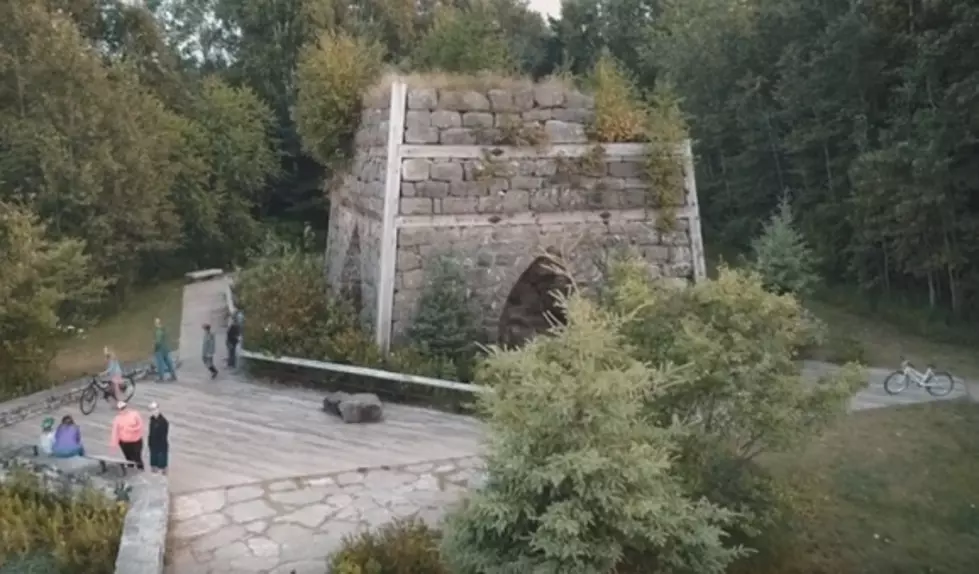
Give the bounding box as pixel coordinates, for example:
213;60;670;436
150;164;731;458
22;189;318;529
883;360;955;397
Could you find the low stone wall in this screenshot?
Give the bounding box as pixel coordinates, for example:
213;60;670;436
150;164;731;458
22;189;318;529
0;448;121;500
0;356;181;430
0;379;90;429
114;474;170;574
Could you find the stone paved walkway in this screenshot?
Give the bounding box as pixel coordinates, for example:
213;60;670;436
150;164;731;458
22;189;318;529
166;456;485;574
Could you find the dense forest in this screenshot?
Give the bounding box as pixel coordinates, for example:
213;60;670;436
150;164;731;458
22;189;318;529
3;0;979;390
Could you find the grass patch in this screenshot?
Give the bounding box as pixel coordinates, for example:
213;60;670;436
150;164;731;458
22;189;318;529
741;400;979;574
48;280;184;384
704;241;979;378
808;299;979;380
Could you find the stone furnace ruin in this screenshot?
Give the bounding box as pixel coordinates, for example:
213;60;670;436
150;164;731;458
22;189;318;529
325;76;707;352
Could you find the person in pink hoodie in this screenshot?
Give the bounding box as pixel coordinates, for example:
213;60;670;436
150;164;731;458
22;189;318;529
111;401;145;470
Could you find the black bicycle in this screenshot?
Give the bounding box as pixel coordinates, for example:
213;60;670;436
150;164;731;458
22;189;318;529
79;373;137;415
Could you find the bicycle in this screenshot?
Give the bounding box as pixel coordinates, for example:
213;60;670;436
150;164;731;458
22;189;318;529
883;360;955;397
79;373;137;415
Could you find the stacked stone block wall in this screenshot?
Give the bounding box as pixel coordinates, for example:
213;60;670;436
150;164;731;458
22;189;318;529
325;103;389;328
391;218;693;340
325;77;704;347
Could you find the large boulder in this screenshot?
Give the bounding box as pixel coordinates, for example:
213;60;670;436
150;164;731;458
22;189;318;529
322;391;384;424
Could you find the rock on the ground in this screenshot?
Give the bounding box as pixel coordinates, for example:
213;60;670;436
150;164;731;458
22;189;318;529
322;391;384;424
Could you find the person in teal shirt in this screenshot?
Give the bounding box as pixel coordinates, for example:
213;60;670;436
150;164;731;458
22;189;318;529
153;317;178;382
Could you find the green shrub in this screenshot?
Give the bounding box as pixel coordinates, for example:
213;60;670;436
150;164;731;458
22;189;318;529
0;203;107;400
406;255;482;380
604;259;864;547
329;518;448;574
0;471;126;574
294;30;383;168
750;197;820;297
235;254;466;382
441;292;742;574
411;3;514;74
235;252;362;360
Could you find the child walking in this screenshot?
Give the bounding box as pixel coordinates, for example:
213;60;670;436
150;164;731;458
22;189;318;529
202;323;218;379
148;402;169;474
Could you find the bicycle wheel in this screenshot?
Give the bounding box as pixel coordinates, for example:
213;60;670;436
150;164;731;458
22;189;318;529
926;371;955;397
883;370;910;395
79;386;98;415
119;376;136;402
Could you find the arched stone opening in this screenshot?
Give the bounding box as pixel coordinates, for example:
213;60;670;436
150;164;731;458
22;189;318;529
498;256;572;347
339;226;364;315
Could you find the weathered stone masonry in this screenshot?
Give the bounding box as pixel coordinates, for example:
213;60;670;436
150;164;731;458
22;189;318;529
325;77;707;351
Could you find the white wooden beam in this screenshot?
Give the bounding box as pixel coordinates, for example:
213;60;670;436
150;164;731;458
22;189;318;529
395;206;698;229
239;350;489;394
682;140;708;282
375;81;407;353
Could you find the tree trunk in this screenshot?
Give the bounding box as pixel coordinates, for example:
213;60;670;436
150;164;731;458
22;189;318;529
927;270;936;309
883;247;891;295
764;113;786;192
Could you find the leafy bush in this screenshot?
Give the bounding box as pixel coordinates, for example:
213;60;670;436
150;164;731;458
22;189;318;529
330;518;448;574
604;259;864;544
441;292;743;574
750;197;820;297
235;252;362;360
407;255;482;379
168;77;279;271
0;470;126;573
294;30;383;168
411;4;514;74
0;203;107;400
235;254;460;380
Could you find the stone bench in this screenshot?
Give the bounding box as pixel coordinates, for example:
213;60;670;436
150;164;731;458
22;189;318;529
185;268;224;282
87;455;139;476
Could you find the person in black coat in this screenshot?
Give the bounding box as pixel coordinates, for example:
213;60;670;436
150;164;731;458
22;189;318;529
148;402;169;474
226;318;242;368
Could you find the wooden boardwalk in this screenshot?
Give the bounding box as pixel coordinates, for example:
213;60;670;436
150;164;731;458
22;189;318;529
0;278;484;495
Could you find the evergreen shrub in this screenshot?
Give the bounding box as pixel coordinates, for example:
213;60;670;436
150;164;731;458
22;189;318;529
441;292;743;574
0;471;125;574
329;518;448;574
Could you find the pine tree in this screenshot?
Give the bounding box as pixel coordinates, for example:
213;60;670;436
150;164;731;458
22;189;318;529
750;196;819;296
440;293;743;574
406;256;481;371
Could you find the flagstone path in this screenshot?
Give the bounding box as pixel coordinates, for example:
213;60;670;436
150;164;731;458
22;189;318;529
167;456;485;574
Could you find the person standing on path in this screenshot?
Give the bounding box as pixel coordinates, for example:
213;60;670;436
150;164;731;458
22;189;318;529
202;323;218;378
111;401;145;470
153;317;178;382
226;317;241;368
147;402;169;474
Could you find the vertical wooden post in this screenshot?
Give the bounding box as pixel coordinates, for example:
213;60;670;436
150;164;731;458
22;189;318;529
375;80;407;352
683;139;708;282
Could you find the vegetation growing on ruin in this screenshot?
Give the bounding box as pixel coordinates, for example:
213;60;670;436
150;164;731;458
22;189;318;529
588;53;688;228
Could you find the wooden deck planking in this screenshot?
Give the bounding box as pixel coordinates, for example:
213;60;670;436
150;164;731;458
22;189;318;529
0;277;485;495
